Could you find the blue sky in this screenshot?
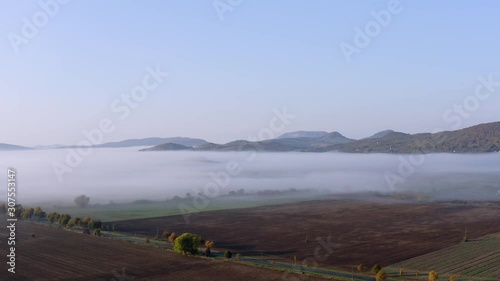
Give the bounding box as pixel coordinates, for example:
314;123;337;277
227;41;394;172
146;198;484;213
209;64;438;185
1;0;499;146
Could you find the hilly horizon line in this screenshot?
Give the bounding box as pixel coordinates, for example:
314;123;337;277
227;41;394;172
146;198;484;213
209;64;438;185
2;120;499;152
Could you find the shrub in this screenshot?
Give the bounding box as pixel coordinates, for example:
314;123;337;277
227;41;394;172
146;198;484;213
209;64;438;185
236;253;241;260
224;250;232;259
162;229;170;238
173;233;201;255
357;264;366;272
93;228;101;236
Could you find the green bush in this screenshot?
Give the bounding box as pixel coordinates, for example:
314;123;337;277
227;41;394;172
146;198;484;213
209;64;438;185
173;233;201;255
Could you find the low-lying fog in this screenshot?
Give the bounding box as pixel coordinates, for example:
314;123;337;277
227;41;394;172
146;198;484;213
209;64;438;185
2;148;499;205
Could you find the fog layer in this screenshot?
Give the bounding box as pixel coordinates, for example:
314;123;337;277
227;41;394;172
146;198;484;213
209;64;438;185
1;148;499;205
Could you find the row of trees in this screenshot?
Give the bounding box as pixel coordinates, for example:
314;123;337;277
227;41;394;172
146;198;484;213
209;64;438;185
365;263;446;281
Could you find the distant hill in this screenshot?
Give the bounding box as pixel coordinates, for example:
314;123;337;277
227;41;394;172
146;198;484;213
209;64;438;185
0;143;32;151
322;122;500;153
143;121;500;153
364;130;399;140
277;131;328;139
94;137;207;148
140;143;191;151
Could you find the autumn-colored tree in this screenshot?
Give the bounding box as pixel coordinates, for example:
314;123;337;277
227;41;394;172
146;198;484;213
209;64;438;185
371;264;382;274
400;268;404;276
168;232;177;243
449;275;457;281
205;240;214;249
429;270;438;281
21;208;34;219
33;207;46;218
357;264;366;272
376;270;387;281
162;229;170;238
81;217;92;227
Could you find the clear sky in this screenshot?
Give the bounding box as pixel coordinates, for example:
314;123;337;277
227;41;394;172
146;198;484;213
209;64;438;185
1;0;499;146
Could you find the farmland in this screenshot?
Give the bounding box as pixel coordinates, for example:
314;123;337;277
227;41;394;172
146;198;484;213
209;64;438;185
390;232;500;280
113;199;500;271
0;221;335;281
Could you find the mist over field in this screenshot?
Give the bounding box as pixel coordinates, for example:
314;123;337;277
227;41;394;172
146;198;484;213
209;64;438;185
2;148;499;205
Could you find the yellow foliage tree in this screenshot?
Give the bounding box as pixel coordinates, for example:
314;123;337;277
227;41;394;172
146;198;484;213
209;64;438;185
168;232;177;243
205;240;214;248
376;269;387;281
429;270;438;281
357;264;366;272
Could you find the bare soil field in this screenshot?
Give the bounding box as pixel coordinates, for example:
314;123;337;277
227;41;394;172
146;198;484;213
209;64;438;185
114;200;500;270
0;221;332;281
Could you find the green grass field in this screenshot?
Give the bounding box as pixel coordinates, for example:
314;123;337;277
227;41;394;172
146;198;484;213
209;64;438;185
49;196;317;222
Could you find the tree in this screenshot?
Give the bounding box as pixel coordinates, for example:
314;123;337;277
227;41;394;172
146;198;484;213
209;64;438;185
236;253;241;260
173;233;201;255
429;270;438;281
376;270;387;281
73;194;90;208
449;275;457;281
205;240;214;249
205;247;211;257
21;208;34;219
58;214;71;227
168;232;177;243
89;219;102;230
400;268;404;276
162;229;170;239
47;212;60;224
357;265;366;272
67;217;81;228
145;238;150;244
93;228;101;236
33;207;45;218
371;264;382;275
224;250;232;259
81;217;92;227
